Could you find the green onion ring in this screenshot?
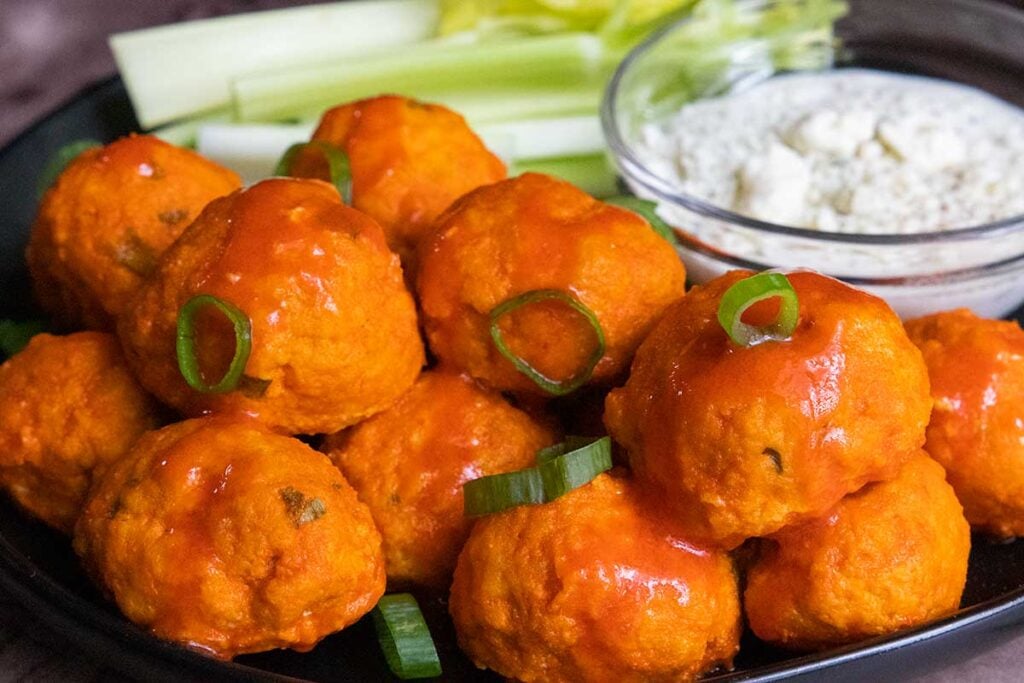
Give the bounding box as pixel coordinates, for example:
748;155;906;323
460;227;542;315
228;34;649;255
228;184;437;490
463;436;613;517
274;141;352;204
716;272;799;347
463;468;544;518
537;436;612;500
604;195;678;245
536;435;600;465
488;289;606;396
175;294;253;393
37;139;101;198
372;594;442;680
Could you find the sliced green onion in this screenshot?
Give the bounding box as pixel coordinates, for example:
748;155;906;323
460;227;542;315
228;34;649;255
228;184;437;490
463;468;544;518
604;195;678;245
489;289;605;396
175;294;252;393
0;320;46;358
716;272;799;347
274;141;352;204
37;140;101;197
537;436;612;500
536;435;600;464
237;375;272;399
463;436;612;517
372;594;442;680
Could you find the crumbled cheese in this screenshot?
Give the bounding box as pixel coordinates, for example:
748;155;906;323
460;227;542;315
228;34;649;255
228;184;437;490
637;69;1024;234
735;142;810;224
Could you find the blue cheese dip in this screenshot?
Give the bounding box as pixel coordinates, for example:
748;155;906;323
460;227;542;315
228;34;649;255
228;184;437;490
636;69;1024;234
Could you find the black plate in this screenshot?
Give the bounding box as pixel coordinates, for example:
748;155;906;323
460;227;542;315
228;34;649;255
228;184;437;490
2;78;1024;683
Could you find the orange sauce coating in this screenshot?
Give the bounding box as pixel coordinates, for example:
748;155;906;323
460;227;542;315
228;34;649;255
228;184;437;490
906;308;1024;537
605;270;932;547
417;172;686;396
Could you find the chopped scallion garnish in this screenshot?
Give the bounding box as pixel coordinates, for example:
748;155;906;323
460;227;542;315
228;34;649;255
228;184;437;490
37;139;101;198
274;141;352;204
0;319;46;359
536;435;600;464
716;272;799;347
463;436;612;517
537;436;612;500
605;195;678;245
175;294;253;393
463;468;545;518
372;594;442;680
488;289;605;396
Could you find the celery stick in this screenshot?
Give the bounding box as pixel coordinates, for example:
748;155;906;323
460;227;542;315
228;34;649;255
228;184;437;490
477;115;605;161
231;33;604;123
514;154;620;198
111;0;440;129
450;87;599;125
152;108;233;148
248;86;600;131
197;123;314;183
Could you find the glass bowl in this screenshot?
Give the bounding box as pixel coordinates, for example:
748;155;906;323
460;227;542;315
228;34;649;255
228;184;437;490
602;0;1024;318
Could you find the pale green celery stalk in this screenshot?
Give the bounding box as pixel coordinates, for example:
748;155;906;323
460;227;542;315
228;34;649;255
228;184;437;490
417;86;598;124
152;109;234;148
237;86;598;130
476;115;605;160
514;154;619;198
194;113;605;182
196;123;315;183
439;0;698;37
110;0;440;129
231;33;604;122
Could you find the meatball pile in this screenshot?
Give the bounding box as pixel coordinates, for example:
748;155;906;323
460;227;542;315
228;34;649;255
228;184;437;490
1;92;1011;679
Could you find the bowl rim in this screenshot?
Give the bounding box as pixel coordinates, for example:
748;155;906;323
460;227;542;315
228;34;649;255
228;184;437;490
600;0;1024;246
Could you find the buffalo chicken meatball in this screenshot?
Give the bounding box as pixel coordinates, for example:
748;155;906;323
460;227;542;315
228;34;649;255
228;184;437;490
906;309;1024;537
744;454;969;650
0;332;160;532
449;472;741;682
324;370;555;588
605;271;932;548
417;173;686;397
74;416;385;659
288;94;506;264
117;178;424;435
28;135;241;329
